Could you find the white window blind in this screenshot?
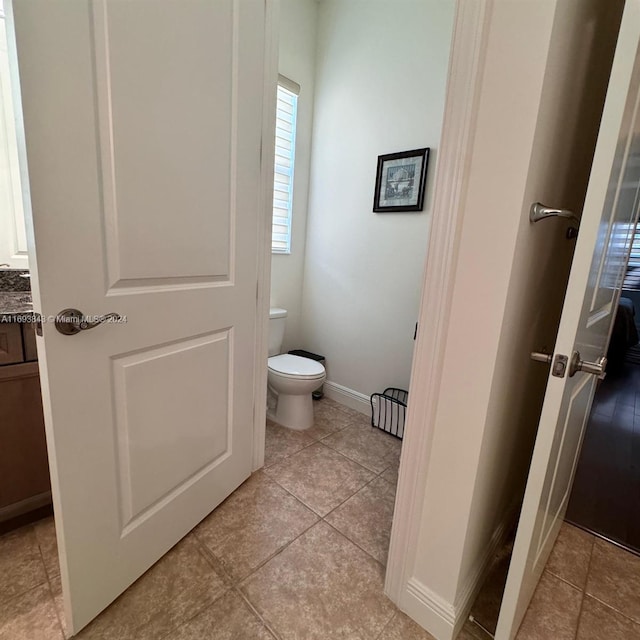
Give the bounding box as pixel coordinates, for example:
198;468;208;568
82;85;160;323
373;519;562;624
622;222;640;290
272;79;299;254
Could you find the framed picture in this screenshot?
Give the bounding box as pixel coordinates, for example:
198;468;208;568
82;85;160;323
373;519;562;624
373;148;429;212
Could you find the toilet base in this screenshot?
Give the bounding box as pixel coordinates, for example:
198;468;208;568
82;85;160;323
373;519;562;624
269;390;314;430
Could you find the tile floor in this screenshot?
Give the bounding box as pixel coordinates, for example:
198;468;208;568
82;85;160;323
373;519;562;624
468;522;640;639
1;398;640;639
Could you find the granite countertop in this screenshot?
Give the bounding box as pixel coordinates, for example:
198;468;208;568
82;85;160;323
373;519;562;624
0;269;33;320
0;291;34;319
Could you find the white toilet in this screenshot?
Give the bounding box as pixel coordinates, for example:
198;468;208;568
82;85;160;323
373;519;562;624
267;308;326;430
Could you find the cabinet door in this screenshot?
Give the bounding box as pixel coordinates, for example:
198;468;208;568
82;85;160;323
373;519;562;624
0;363;50;516
22;321;37;361
0;323;24;365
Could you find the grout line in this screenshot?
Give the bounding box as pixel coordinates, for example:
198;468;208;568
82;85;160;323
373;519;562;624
372;609;398;640
236;516;319;587
0;525;57;619
544;567;588;593
263;463;392;569
265;437;380;482
581;593;640;627
322;519;387;570
572;536;596;640
235;585;283;640
319;435;390;474
263;419;352;470
35;529;67;639
155;586;230;640
264;444;383;520
321;472;386;521
193;533;236;587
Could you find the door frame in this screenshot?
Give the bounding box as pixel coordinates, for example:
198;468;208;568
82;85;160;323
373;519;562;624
252;0;279;472
384;0;494;635
250;0;492;630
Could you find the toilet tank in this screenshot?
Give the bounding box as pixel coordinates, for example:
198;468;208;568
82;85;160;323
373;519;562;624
268;308;287;356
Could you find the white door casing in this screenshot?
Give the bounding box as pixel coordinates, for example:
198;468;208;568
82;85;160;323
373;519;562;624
7;0;267;634
0;12;28;269
496;2;640;637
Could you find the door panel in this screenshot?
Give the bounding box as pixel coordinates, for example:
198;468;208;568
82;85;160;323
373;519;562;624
496;2;640;637
7;0;267;634
94;0;234;284
112;331;231;531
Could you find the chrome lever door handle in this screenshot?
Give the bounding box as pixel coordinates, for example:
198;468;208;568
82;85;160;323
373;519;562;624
55;308;122;335
530;202;579;224
568;351;607;379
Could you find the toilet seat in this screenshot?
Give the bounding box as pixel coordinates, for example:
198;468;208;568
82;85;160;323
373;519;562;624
268;354;325;380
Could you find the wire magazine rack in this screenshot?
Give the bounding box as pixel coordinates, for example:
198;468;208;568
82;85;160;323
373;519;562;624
370;387;408;439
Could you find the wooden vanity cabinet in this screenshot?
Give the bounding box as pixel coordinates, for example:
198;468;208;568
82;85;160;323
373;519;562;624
0;322;51;523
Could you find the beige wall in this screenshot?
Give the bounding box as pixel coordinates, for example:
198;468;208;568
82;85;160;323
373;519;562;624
270;0;318;352
300;0;455;401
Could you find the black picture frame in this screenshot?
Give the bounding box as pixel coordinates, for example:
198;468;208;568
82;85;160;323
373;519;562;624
373;147;429;212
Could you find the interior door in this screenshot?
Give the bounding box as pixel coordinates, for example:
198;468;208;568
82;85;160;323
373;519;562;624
495;2;640;638
6;0;267;634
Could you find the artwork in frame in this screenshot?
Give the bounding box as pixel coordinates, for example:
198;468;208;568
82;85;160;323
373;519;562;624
373;148;430;212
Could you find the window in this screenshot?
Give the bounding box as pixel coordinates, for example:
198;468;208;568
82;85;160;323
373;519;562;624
621;222;640;290
272;77;299;254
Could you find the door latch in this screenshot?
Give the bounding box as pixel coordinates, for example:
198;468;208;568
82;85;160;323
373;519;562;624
531;351;552;364
531;351;567;378
551;354;568;378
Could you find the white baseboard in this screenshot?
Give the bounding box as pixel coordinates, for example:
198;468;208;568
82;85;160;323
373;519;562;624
323;380;370;415
401;579;457;640
398;507;516;640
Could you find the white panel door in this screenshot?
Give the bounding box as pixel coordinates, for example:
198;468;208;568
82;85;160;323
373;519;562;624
496;2;640;637
6;0;267;634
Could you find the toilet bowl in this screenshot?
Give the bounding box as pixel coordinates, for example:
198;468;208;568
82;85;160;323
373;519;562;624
267;353;326;430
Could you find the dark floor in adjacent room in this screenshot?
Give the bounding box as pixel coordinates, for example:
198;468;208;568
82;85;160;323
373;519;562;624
566;359;640;555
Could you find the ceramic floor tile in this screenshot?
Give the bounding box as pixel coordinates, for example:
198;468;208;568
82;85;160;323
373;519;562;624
586;538;640;623
379;466;399;487
0;526;48;604
316;398;362;421
195;472;318;582
304;405;353;441
264;443;375;516
33;518;60;580
264;421;314;467
167;590;274;640
545;523;594;590
74;535;227;640
378;611;436;639
322;423;400;473
325;476;396;564
515;572;582;640
380;445;402;486
576;595;640;639
242;522;396;640
0;584;63;640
